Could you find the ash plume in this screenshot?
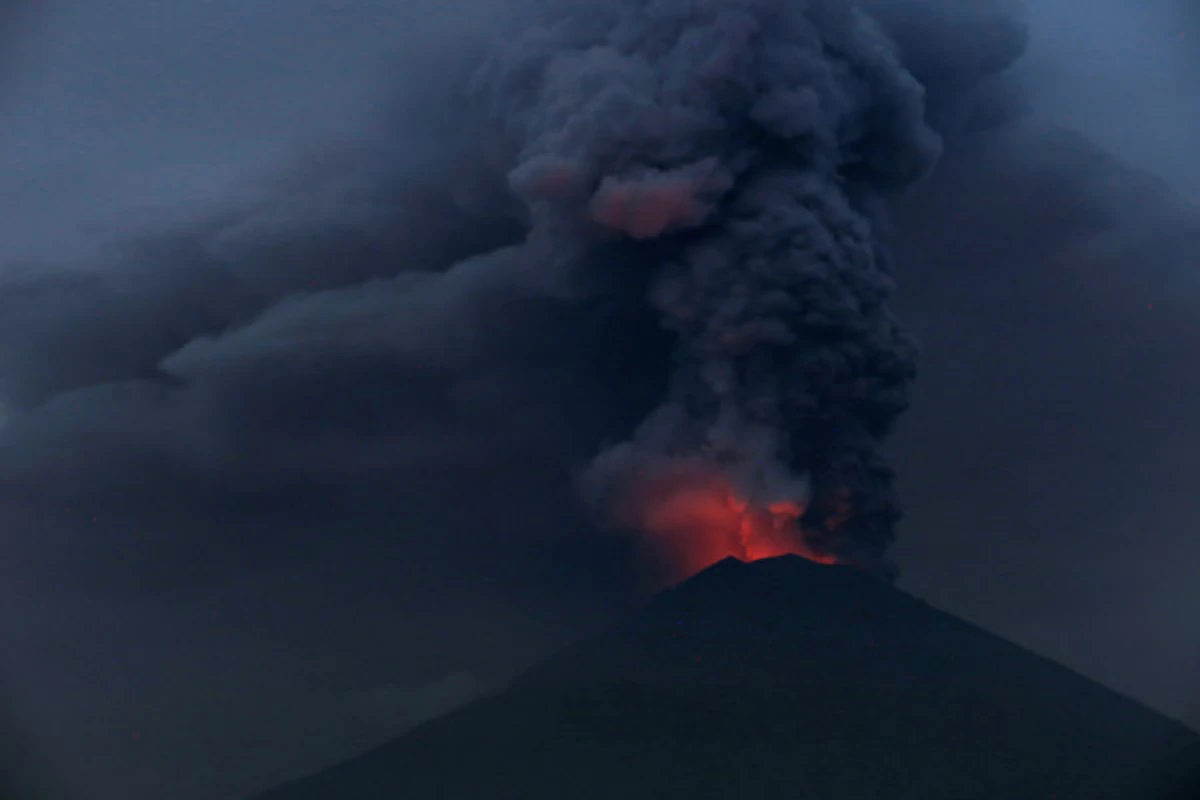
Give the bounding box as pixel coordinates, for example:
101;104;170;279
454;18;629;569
12;2;1200;796
475;0;943;568
0;0;1033;591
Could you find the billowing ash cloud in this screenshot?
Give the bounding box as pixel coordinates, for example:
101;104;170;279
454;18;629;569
0;0;1033;592
474;0;945;568
9;1;1200;797
473;0;1031;571
525;0;944;566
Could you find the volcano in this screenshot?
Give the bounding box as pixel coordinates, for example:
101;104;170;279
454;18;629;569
250;556;1200;799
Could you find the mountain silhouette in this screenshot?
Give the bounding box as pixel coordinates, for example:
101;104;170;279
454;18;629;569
251;555;1200;799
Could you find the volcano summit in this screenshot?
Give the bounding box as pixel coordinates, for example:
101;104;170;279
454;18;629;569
252;556;1200;799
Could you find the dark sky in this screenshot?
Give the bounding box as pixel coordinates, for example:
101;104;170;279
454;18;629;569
1;2;1197;799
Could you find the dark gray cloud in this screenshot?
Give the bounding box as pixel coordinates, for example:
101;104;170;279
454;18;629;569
0;0;999;592
1;1;1198;798
503;0;947;571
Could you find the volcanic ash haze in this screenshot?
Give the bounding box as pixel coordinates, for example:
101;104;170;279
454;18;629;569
467;0;946;576
0;0;1029;597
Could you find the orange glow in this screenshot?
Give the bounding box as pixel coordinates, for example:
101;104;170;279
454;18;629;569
624;466;837;584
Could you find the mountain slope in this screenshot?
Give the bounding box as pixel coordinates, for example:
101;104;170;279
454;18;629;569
252;556;1200;799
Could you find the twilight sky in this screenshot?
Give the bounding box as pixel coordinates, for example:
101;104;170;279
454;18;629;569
1;2;1197;799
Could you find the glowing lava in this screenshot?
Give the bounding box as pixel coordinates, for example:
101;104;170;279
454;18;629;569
624;466;838;584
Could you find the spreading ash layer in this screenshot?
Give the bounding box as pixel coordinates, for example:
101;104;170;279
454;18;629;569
471;0;944;572
0;0;1030;593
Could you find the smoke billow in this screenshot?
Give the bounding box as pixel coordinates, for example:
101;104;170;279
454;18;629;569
0;0;1034;591
472;0;944;570
12;1;1200;796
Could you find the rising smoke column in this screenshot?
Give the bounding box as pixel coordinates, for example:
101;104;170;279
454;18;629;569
471;0;943;573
